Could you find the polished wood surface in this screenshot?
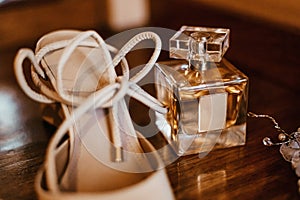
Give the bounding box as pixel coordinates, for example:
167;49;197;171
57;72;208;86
1;1;300;199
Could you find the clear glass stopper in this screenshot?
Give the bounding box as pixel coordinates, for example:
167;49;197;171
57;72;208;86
169;26;230;62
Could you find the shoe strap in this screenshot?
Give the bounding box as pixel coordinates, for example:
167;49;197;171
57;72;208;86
14;30;168;192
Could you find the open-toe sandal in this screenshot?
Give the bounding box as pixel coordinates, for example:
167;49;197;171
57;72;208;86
14;29;174;200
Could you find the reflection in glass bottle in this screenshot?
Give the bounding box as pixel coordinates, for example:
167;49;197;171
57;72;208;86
155;26;248;155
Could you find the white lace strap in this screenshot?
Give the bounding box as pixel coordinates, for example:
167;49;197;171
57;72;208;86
54;30;113;105
111;31;162;83
45;77;165;191
14;37;101;104
44;31;166;191
15;30;168;192
110;31;166;114
128;82;167;114
14;49;54;103
45;83;119;191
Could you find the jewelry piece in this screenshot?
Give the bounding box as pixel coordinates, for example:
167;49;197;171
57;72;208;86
248;112;300;192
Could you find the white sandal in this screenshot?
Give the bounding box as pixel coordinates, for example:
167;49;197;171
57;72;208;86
14;29;174;199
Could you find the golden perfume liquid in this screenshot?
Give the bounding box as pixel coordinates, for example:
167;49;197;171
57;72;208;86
155;26;248;155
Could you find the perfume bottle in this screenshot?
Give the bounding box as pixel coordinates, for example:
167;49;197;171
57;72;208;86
155;26;248;155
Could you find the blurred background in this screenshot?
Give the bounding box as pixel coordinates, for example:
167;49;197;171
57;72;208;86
1;1;300;199
1;0;300;130
1;0;300;49
1;0;300;136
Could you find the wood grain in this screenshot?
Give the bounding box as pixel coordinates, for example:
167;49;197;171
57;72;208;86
1;1;300;199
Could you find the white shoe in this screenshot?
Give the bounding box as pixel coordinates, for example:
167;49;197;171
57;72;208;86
14;29;174;200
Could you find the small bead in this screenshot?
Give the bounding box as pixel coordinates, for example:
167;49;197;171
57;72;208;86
278;133;287;141
263;137;273;146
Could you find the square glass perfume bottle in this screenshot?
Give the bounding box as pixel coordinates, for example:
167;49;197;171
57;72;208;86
155;26;248;155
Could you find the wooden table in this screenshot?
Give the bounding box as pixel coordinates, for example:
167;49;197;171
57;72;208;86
1;1;300;199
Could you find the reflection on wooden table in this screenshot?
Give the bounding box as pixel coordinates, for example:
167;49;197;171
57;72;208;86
0;1;300;200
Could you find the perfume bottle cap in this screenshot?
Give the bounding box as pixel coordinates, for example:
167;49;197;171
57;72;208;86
170;26;230;62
